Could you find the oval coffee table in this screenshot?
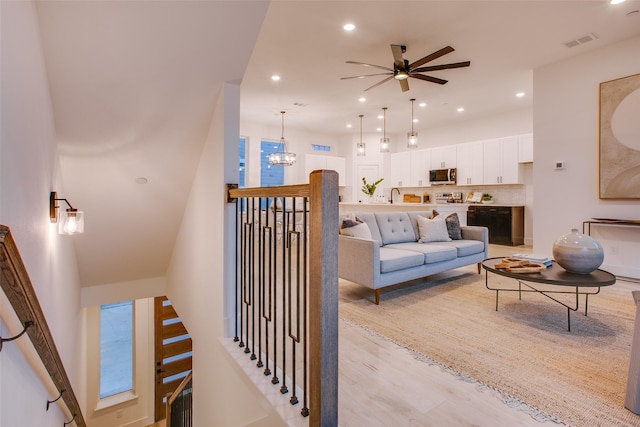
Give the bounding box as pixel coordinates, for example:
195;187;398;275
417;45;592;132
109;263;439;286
481;257;616;331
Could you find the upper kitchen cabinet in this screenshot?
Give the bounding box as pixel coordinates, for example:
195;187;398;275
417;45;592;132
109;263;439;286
389;149;431;187
483;136;521;184
301;154;346;186
456;141;484;186
518;133;533;163
389;151;411;187
410;149;431;186
430;146;457;169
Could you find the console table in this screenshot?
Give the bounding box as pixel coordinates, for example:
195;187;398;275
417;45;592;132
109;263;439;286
583;218;640;235
482;257;616;331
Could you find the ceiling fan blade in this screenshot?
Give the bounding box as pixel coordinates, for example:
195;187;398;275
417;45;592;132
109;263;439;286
408;46;455;69
340;72;393;80
364;76;394;92
345;61;393;72
390;44;405;68
413;61;471;73
399;79;410;92
410;74;448;85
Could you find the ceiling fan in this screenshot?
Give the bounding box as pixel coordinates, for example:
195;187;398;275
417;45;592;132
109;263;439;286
341;44;470;92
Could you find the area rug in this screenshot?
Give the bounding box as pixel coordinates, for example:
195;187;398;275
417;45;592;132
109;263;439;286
339;267;640;427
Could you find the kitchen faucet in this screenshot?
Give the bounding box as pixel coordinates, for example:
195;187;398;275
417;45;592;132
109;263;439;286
390;187;400;204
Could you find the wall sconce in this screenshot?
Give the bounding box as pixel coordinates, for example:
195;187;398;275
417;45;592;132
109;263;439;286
50;192;84;235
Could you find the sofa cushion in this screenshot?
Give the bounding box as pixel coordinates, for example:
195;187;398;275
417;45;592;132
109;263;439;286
441;240;485;257
349;212;383;245
432;211;463;240
385;242;457;264
407;211;434;237
339;222;372;239
375;212;417;245
416;215;452;243
379;247;425;273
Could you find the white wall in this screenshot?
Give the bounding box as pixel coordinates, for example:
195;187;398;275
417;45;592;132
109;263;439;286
534;35;640;277
167;83;286;426
0;1;83;426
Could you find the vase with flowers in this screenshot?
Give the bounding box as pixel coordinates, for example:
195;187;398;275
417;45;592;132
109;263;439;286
361;177;384;203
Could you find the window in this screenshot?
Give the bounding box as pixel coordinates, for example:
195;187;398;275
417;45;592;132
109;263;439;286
239;137;246;188
260;140;285;187
260;140;285;209
99;301;133;399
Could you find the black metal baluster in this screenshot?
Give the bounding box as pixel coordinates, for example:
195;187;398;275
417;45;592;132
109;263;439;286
250;197;257;360
301;197;310;417
257;197;264;368
289;198;301;406
234;199;241;343
263;198;273;376
280;197;288;395
271;198;280;386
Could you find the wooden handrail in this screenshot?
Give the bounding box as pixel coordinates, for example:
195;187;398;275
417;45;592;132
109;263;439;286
0;225;86;427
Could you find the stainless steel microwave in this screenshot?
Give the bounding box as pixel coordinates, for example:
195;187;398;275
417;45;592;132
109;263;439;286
429;168;456;185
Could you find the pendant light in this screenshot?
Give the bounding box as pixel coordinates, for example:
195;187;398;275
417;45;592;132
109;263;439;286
380;107;390;153
268;111;297;166
407;98;418;149
356;114;366;156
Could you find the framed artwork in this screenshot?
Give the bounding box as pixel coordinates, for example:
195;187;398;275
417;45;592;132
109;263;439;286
599;72;640;199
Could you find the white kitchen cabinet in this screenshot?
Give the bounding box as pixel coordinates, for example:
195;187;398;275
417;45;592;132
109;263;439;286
389;149;431;187
483;136;521;184
430;145;457;169
518;133;533;163
389;151;411;187
456;141;484;186
301;154;346;186
409;149;431;186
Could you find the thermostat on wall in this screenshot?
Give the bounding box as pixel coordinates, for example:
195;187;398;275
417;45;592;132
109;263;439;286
555;161;566;170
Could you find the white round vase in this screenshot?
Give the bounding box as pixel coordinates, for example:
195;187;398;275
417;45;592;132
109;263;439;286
552;228;604;274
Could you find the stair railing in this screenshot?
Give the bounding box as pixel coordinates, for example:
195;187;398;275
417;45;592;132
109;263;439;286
227;169;339;427
0;225;86;426
165;371;193;427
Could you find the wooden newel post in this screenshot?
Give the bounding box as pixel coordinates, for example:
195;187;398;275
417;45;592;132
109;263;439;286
308;170;339;427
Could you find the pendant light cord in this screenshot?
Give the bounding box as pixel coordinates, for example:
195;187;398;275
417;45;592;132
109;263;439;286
410;99;415;133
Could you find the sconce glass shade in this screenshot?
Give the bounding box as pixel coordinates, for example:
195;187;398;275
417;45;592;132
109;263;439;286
407;131;419;148
356;142;366;156
59;209;84;235
380;138;390;153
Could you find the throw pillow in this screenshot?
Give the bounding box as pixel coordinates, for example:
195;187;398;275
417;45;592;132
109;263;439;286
445;212;463;240
416;215;451;243
339;222;372;239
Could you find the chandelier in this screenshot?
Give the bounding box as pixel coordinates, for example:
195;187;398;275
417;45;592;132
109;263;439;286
268;111;297;166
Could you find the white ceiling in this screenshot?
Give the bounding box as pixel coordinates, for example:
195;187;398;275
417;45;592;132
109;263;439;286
35;1;640;288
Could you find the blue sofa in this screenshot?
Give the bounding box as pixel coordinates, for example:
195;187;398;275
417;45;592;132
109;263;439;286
338;211;489;304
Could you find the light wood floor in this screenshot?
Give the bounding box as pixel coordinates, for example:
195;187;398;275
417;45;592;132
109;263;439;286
337;244;550;427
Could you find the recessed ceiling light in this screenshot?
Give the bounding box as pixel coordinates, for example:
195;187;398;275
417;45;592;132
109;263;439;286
516;92;525;98
413;119;419;123
419;102;427;107
271;75;281;81
457;107;465;112
358;97;366;103
346;124;352;128
610;0;625;5
343;23;355;31
377;114;384;119
376;127;382;132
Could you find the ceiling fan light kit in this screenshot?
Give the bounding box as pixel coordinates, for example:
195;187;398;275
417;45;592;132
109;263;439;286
268;111;297;166
380;107;390;153
357;114;366;157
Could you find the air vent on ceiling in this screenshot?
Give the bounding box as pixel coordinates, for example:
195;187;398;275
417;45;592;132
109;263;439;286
563;32;598;48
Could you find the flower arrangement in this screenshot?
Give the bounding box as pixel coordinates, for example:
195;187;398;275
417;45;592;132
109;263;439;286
361;177;384;197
